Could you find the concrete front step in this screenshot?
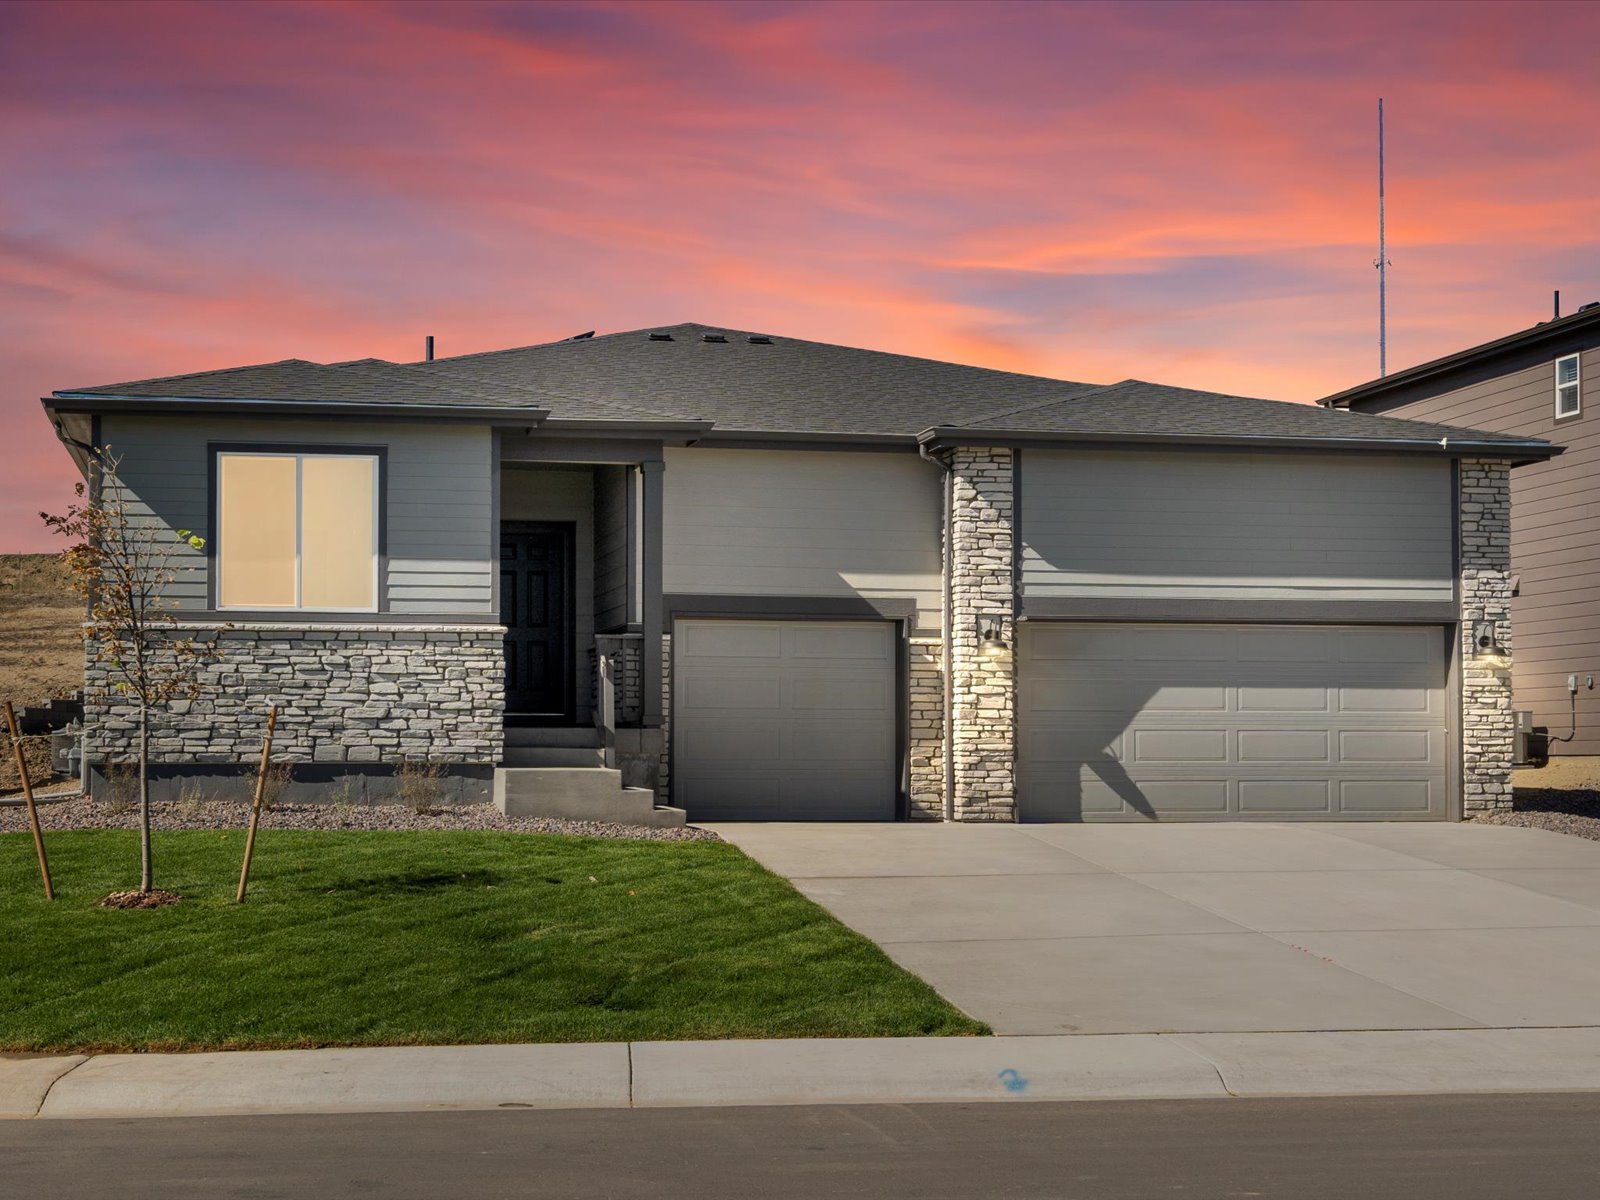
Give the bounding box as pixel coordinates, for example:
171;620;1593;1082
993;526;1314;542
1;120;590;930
503;746;607;768
504;726;601;749
493;767;685;828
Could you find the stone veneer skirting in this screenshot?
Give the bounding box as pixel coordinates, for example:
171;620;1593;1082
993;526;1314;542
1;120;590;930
85;625;505;768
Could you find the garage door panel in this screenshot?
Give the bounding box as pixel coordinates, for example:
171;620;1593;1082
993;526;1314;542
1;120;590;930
1131;629;1233;661
1131;729;1228;763
676;671;782;710
788;623;894;661
1234;628;1334;662
784;673;893;710
1238;780;1334;813
678;622;783;658
1339;779;1435;813
1339;628;1432;663
1237;685;1332;713
785;718;894;762
674;619;897;821
1339;685;1435;714
1020;623;1449;822
1238;729;1332;764
677;716;784;764
1339;729;1436;764
1019;727;1124;764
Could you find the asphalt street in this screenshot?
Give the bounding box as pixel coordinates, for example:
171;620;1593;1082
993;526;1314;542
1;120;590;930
6;1092;1600;1199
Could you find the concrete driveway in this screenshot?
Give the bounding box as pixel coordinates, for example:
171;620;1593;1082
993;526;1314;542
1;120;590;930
711;821;1600;1036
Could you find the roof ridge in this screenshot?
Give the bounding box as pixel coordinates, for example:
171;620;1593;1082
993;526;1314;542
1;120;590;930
424;322;1096;388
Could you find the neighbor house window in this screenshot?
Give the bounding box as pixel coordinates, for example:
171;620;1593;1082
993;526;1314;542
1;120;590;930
216;451;379;610
1556;354;1582;419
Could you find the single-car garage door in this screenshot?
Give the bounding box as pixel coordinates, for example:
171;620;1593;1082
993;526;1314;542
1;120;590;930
1019;623;1450;822
672;619;898;820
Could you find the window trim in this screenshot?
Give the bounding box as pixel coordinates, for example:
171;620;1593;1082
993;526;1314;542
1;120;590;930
1556;353;1582;421
210;443;386;614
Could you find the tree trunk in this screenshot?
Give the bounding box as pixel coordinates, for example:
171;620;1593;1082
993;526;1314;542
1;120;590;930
139;703;153;894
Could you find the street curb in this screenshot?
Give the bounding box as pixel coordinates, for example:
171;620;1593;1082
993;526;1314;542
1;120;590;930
7;1028;1600;1119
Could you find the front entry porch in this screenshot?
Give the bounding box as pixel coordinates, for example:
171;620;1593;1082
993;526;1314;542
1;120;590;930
494;448;676;826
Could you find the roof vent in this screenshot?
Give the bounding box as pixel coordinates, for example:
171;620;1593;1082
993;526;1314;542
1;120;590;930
648;332;674;341
1581;301;1600;313
747;335;773;344
701;333;727;343
563;330;595;341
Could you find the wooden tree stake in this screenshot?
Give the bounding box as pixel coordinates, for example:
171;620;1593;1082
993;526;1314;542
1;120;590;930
4;702;54;901
235;706;279;904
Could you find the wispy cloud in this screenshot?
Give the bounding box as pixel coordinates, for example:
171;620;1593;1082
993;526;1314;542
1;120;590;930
4;0;1598;547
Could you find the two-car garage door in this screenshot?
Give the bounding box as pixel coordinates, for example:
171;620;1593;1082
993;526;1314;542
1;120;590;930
670;618;1452;822
672;619;898;821
1019;623;1451;822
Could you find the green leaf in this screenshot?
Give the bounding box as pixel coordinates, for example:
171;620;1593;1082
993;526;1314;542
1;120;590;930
188;535;206;550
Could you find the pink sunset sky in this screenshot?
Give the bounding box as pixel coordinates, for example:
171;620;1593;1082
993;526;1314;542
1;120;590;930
3;0;1599;550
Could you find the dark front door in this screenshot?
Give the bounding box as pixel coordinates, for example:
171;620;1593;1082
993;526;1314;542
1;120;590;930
501;521;575;723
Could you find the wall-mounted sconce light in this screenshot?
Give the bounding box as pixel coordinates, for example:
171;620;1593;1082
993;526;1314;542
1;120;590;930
1473;618;1508;667
978;625;1011;660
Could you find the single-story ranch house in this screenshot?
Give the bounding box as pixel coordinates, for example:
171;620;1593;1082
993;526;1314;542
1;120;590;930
41;323;1555;825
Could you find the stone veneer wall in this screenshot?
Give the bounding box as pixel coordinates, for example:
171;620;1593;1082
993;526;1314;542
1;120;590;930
655;633;673;804
907;634;945;820
1459;459;1515;814
948;447;1017;821
85;625;504;767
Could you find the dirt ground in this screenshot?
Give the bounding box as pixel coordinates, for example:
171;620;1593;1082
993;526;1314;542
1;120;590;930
0;553;81;794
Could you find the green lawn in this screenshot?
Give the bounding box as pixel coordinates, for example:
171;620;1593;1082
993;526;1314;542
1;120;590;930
0;830;986;1052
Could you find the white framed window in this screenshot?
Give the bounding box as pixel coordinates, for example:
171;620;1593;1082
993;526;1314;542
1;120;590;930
1556;353;1581;419
216;451;380;611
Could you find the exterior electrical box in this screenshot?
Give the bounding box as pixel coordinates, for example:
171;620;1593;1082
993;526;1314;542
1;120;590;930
1515;710;1550;769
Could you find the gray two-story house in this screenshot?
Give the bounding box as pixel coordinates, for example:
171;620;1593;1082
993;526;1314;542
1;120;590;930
1324;304;1600;756
43;323;1553;824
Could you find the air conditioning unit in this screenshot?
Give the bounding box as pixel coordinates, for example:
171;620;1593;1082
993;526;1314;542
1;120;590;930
1514;710;1549;768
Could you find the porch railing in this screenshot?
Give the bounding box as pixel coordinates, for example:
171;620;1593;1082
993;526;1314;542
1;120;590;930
594;633;643;771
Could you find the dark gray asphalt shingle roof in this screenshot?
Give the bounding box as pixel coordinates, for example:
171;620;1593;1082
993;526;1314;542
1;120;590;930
957;378;1536;446
57;358;543;411
51;322;1552;455
414;322;1101;434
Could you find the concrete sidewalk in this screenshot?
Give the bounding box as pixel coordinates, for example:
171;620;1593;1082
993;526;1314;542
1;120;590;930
8;1027;1600;1119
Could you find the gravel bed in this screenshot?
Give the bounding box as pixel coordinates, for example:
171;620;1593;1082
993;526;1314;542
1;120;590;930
1470;787;1600;843
0;795;721;842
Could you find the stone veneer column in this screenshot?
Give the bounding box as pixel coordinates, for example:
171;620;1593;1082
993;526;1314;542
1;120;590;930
1459;458;1515;814
907;634;945;820
948;447;1017;821
655;632;673;804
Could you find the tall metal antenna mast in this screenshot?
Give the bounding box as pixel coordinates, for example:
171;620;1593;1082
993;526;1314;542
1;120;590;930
1376;98;1389;377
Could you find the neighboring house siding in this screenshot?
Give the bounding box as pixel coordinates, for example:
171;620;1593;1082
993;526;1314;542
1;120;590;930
99;415;494;617
1021;450;1453;602
593;465;631;632
1349;345;1600;753
661;447;944;628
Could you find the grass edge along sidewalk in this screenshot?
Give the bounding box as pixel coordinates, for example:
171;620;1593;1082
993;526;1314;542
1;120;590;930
0;829;987;1052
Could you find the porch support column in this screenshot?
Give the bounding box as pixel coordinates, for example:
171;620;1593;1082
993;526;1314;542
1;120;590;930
948;446;1018;821
640;459;665;728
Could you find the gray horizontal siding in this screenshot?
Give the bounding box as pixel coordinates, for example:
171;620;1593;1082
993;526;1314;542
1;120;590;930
662;447;943;630
593;465;631;632
1021;449;1453;603
100;415;493;617
1350;342;1600;750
